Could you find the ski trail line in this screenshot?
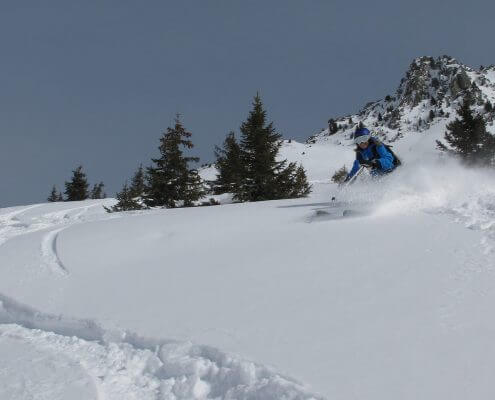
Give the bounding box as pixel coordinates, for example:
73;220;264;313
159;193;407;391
40;227;69;276
0;202;113;275
0;204;43;221
0;203;103;245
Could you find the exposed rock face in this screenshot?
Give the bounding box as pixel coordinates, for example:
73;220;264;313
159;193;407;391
451;70;471;97
315;55;495;144
399;57;432;107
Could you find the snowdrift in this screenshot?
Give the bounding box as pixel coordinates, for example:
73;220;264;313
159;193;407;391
0;293;321;400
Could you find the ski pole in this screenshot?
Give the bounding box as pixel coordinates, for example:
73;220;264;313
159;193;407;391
345;166;365;186
331;166;365;201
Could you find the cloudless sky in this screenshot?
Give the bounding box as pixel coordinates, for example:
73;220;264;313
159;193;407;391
1;0;495;206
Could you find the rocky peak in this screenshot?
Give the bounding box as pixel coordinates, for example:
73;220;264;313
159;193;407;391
397;55;476;107
310;55;495;144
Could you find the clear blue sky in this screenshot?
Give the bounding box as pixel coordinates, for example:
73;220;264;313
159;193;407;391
1;0;494;206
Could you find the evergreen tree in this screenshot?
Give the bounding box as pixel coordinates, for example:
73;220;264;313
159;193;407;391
292;165;312;197
234;94;311;201
213;132;243;194
64;166;89;201
328;119;339;134
436;99;495;165
144;116;204;208
272;163;312;199
484;101;493;112
91;182;105;199
57;191;64;202
47;185;60;202
429;109;435;122
104;182;143;213
129;164;146;198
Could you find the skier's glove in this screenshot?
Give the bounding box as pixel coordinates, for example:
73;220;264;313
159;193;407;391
361;160;379;169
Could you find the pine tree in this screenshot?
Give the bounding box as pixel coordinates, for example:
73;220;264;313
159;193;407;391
129;164;146;198
328;119;339;134
213;132;243;194
429;109;435;122
234;94;311;201
484;101;493;112
292;165;312;197
57;191;64;201
104;182;143;213
436;99;494;165
64;166;89;201
91;182;105;199
144;116;204;208
47;185;60;202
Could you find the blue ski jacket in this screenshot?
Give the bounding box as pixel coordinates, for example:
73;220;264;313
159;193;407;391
347;139;395;180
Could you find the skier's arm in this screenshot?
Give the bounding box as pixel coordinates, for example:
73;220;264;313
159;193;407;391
346;159;361;180
375;144;394;171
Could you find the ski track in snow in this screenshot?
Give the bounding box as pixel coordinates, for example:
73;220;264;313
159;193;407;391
0;294;322;400
0;203;322;399
1;179;495;399
40;227;69;276
0;203;110;276
0;204;44;246
0;204;92;245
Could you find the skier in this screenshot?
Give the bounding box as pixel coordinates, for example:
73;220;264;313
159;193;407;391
344;127;399;182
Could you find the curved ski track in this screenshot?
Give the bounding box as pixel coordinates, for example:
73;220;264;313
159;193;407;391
0;203;323;400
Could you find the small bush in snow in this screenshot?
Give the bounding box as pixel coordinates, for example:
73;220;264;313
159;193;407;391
331;165;349;184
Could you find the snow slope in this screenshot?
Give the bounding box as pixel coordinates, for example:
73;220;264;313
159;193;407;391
0;202;322;400
2;152;495;399
2;55;495;399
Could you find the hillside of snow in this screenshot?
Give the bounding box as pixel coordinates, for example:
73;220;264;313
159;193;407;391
2;56;495;399
2;156;495;399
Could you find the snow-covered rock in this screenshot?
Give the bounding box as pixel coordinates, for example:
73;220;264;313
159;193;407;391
310;55;495;144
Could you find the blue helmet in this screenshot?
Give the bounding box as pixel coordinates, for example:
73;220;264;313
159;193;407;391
354;127;371;144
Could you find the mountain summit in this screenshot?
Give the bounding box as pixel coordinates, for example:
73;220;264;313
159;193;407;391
312;55;495;144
